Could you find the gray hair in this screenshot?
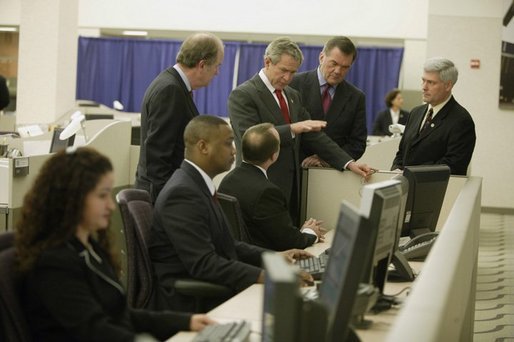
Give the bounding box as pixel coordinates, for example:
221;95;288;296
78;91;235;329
424;57;458;85
264;37;304;65
176;32;224;68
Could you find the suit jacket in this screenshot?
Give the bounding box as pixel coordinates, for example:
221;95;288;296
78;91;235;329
149;161;265;312
219;162;317;251
290;70;367;160
391;96;476;175
22;237;190;342
135;67;199;202
228;74;352;212
372;109;410;136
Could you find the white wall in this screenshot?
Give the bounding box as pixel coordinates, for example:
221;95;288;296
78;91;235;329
1;0;513;209
426;0;513;208
76;0;428;40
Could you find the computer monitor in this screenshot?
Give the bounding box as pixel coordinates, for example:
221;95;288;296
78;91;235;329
49;127;75;153
318;201;375;342
359;179;404;294
401;165;451;238
262;252;329;342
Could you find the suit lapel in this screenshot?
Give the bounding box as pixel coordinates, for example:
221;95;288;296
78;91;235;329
251;76;287;124
327;81;352;122
181;161;237;257
169;68;200;118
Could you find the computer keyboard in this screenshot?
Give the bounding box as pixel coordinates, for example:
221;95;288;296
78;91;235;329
298;252;328;280
192;320;251;342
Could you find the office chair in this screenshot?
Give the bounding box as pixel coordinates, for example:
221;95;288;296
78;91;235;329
116;188;232;311
0;235;32;342
0;231;14;251
217;192;252;243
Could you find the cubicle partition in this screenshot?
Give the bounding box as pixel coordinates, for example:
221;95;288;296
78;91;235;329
0;119;132;231
301;168;467;232
387;176;481;341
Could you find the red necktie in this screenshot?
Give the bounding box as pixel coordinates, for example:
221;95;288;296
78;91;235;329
321;84;332;114
275;90;291;123
421;108;434;132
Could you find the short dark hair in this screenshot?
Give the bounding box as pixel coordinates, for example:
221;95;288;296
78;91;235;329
385;88;401;108
322;36;357;62
242;123;279;164
176;32;224;68
184;115;229;149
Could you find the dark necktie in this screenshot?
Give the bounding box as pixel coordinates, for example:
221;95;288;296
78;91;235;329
421;108;434;132
275;89;291;123
321;84;332;114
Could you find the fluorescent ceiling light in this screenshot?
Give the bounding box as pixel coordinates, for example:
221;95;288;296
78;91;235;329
122;30;148;36
0;27;17;32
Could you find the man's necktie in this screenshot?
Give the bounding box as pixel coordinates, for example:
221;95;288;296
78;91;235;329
321;84;332;114
421;108;434;132
275;90;291;123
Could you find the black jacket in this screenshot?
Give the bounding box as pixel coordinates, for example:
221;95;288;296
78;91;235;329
22;237;190;341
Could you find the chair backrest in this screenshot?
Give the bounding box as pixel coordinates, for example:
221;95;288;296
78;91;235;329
217;192;252;243
0;241;32;342
116;188;154;309
0;231;14;252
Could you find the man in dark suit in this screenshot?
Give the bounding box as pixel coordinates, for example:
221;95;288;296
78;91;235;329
219;123;325;251
391;58;476;175
228;37;373;224
290;36;367;162
149;115;312;312
135;32;224;202
373;88;410;136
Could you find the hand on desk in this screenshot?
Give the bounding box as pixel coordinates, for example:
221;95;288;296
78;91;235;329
279;248;313;263
301;154;330;168
301;218;327;242
190;314;216;331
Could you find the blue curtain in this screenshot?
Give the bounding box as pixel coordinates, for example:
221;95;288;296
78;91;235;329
347;47;404;134
77;37;403;131
236;43;267;85
77;37;182;113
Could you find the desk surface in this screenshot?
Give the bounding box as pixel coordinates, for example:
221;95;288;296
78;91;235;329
169;230;421;342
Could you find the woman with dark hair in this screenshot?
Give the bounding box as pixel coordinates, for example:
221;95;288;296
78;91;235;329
372;88;410;136
16;147;213;341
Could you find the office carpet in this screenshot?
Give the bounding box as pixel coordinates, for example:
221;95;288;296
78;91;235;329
474;213;514;341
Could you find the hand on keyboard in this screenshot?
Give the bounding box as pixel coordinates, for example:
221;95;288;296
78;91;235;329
190;314;217;332
192;320;251;342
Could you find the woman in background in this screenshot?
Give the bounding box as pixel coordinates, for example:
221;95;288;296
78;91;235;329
372;88;410;136
16;147;213;341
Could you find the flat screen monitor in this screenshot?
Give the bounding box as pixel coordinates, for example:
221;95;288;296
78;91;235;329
318;201;375;342
401;165;451;238
359;179;404;294
49;127;75;153
261;252;302;342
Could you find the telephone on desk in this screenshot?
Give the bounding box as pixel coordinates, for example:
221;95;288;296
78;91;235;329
399;232;439;261
388;232;438;282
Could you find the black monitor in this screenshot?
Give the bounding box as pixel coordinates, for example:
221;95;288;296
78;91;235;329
49;127;75;153
317;201;375;342
262;252;329;342
359;179;404;294
401;165;451;238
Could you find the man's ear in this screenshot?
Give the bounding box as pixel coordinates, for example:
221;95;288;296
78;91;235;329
271;150;280;163
197;139;209;154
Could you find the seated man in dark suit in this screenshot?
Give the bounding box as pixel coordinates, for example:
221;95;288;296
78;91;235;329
219;123;326;251
148;115;312;312
391;58;476;175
